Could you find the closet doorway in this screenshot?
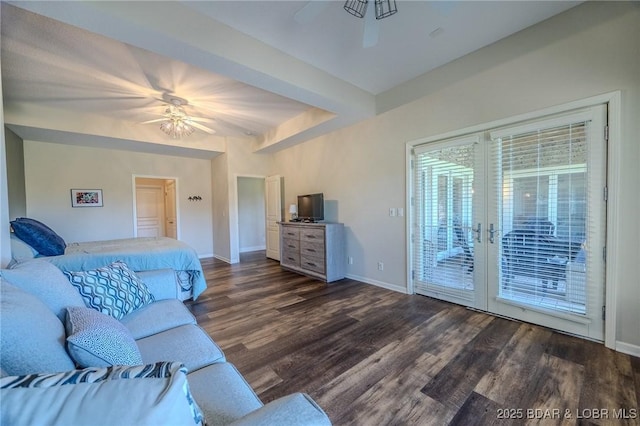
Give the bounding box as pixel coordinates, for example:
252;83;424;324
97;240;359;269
133;176;178;239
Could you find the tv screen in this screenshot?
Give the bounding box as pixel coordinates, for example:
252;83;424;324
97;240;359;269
297;193;324;222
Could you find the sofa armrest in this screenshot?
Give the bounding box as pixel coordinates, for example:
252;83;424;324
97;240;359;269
229;393;331;426
136;269;179;301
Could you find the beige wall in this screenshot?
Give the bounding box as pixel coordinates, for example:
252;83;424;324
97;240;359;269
273;3;640;349
23;141;214;256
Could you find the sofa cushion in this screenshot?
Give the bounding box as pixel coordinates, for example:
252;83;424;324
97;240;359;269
187;362;263;426
1;259;85;322
65;306;142;368
0;362;203;426
121;299;196;340
10;217;66;256
229;393;332;426
136;324;225;372
0;280;75;376
64;261;155;320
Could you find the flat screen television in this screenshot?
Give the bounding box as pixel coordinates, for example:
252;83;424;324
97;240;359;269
297;193;324;222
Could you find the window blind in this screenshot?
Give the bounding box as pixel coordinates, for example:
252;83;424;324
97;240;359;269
412;140;476;304
492;120;590;315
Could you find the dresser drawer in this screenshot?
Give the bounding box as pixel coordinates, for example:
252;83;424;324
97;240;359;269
281;227;301;240
300;228;324;243
301;255;325;274
282;237;300;252
300;240;324;257
281;250;300;268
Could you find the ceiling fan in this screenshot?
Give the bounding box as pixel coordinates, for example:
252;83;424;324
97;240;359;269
142;96;216;138
294;0;397;48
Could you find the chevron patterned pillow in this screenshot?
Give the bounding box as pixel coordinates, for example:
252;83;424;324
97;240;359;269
64;261;155;320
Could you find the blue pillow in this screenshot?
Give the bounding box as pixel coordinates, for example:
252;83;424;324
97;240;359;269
64;261;155;320
10;218;66;256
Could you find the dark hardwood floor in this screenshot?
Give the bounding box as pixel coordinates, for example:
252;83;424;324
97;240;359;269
187;251;640;425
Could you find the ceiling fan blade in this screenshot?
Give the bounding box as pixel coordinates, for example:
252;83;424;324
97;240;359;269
294;1;329;24
140;118;166;124
362;10;379;48
190;121;216;134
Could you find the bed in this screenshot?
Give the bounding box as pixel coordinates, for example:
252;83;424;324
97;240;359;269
9;218;207;300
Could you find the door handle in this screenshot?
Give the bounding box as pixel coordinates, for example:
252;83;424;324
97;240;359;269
489;223;496;244
473;223;482;243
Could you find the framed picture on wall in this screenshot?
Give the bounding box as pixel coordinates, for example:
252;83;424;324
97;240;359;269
71;189;103;207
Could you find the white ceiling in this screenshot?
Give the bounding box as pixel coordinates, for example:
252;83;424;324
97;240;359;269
1;1;581;158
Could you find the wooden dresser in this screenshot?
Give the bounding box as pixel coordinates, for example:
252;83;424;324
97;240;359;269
279;222;345;282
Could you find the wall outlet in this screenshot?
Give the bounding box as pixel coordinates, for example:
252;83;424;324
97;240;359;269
398;207;404;217
389;208;397;217
348;256;353;265
378;262;384;271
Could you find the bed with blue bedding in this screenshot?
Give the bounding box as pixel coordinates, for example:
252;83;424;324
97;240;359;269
9;218;206;300
46;237;207;300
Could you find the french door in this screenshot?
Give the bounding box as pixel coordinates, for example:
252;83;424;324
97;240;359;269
411;104;607;340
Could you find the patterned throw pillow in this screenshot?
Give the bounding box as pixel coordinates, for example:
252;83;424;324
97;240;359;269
64;261;155;320
65;306;142;368
1;362;204;426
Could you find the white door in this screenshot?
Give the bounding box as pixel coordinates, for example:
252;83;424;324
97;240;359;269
136;185;165;238
265;175;283;260
412;136;487;310
164;180;177;239
411;104;607;341
486;105;607;341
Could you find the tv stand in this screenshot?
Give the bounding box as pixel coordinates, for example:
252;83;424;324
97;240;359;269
279;222;345;282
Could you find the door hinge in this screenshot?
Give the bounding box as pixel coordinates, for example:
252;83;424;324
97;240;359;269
603;186;608;202
603;246;607;262
602;305;606;320
604;125;609;141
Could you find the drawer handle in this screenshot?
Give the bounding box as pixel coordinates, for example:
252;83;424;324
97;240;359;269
288;245;296;248
306;235;316;239
306;262;317;267
287;232;296;236
288;257;296;261
307;249;316;253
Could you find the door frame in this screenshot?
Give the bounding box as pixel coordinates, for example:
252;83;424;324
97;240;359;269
407;91;621;350
132;175;180;240
229;173;267;264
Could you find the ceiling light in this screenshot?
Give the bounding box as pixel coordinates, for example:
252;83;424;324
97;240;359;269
160;101;195;139
344;0;397;20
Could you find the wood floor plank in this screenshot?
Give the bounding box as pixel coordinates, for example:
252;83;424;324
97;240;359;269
421;317;521;410
474;323;553;406
187;252;640;425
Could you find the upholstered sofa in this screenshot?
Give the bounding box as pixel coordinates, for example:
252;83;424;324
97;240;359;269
0;259;331;426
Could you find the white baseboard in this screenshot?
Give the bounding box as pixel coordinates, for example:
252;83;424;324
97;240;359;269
615;341;640;357
345;273;410;294
213;254;232;264
198;253;214;259
240;245;266;253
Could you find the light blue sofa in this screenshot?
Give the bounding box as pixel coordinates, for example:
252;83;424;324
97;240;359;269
0;259;331;426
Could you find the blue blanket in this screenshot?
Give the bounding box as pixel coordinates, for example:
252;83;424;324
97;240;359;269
43;237;207;299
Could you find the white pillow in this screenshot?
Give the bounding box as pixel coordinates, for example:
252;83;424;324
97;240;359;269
0;362;203;426
65;306;142;368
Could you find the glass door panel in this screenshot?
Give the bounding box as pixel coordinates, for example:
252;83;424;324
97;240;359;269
487;106;606;340
412;137;486;309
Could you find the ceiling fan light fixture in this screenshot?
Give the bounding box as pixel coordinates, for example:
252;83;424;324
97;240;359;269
374;0;397;19
160;102;195;139
344;0;368;18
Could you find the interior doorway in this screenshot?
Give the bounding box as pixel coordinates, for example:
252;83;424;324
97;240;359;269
237;177;266;254
133;176;178;239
